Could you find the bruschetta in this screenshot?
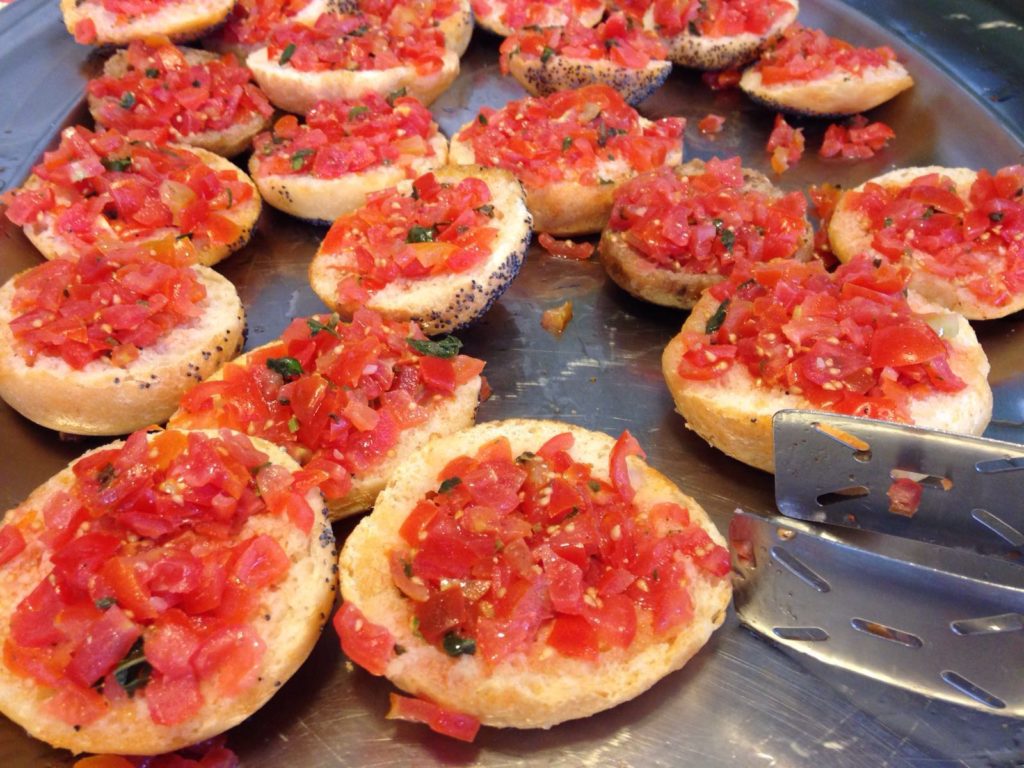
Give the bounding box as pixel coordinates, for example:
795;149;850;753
739;25;914;117
0;427;335;755
472;0;603;38
61;0;234;46
618;0;797;70
246;13;460;114
203;0;352;58
248;94;449;223
308;166;531;333
0;243;245;436
361;0;474;56
335;419;732;738
449;84;685;236
829;165;1024;320
2;127;260;267
87;40;273;158
169;310;485;519
599;157;813;308
662;256;992;472
499;13;671;106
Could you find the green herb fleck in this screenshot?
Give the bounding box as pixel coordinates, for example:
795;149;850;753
144;67;159;78
922;206;936;220
287;416;300;433
348;105;370;119
112;638;151;698
307;315;340;336
101;156;131;173
349;24;369;36
279;43;297;65
119;91;136;109
515;451;536;464
95;597;115;611
386;87;407;106
540;45;555;63
688;20;700;35
191;79;201;88
477;113;488;126
475;203;494;217
290;148;314;170
990;211;1005;223
406;224;438;243
438;476;462;494
720;228;735;252
705;298;730;334
588;480;601;493
96;462;116;489
883;216;893;228
442;631;477;657
266;356;304;380
562;136;573;151
407;335;463;358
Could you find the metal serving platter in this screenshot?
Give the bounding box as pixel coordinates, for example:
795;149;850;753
1;0;1023;764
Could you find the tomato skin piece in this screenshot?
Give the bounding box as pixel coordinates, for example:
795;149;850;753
333;602;395;676
64;605;141;689
887;477;923;517
0;525;26;565
538;233;595;260
44;680;109;726
609;430;645;503
870;325;944;368
192;624;266;697
386;692;482;742
145;671;203;726
546;614;599;661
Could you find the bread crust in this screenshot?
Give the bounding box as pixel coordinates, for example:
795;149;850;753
739;60;914;118
662;291;993;472
828;166;1023;320
0;266;245;436
60;0;234;45
0;430;336;755
246;47;460;115
17;144;260;267
505;51;671;106
87;47;271;158
598;159;814;309
439;0;475;56
250;134;449;224
339;418;732;729
308;165;531;333
202;0;353;58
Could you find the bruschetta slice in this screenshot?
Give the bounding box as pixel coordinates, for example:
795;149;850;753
361;0;474;56
472;0;603;38
2;127;260;267
499;13;671;106
0;243;244;436
169;310;485;520
599;157;813;309
246;13;460;114
618;0;797;70
449;84;685;236
335;419;732;737
739;25;914;117
61;0;234;46
203;0;352;58
87;40;273;158
829;165;1024;320
0;427;335;754
308;167;531;333
248;94;448;223
662;257;992;472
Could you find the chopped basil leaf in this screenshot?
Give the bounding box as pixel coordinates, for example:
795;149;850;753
562;136;573;151
515;451;536;464
475;204;494;217
279;43;297;65
406;225;437;243
113;638;152;698
705;298;730;334
688;20;700;35
266;356;304;380
101;156;131;173
407;335;462;358
119;91;136;109
883;216;893;227
290;148;314;170
402;559;413;578
349;24;369;36
711;217;723;231
598;177;614;185
96;462;116;489
287;416;300;433
348;105;370;119
386;87;407;106
477;113;488;125
225;187;233;209
442;631;476;657
922;206;936;219
720;228;735;252
588;479;601;492
438;476;462;493
191;79;201;88
307;315;340;336
144;67;159;78
990;211;1005;222
540;46;555;63
95;596;116;611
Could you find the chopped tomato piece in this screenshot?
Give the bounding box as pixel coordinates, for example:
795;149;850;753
333;602;395;675
766;114;805;174
698;114;726;135
610;430;645;502
386;692;481;742
0;525;26;565
538;233;595;260
887;477;923;517
820;116;895;159
754;24;901;86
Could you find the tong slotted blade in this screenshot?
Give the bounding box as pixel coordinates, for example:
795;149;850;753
773;410;1024;558
729;511;1024;717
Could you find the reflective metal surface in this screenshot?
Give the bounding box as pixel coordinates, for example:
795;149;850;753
1;0;1024;764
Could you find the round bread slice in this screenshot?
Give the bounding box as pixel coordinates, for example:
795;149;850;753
61;0;234;45
739;26;913;117
507;53;671;106
598;158;814;309
203;0;354;58
662;267;993;473
88;45;271;158
0;262;245;436
308;166;531;334
472;0;604;38
448;84;684;236
0;428;335;754
337;419;732;730
828;166;1024;320
168;310;485;520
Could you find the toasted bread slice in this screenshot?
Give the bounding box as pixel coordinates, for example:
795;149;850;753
338;419;732;730
88;45;272;158
308;166;531;333
507;54;671;106
829;166;1024;320
0;429;335;755
662;266;992;473
599;158;814;309
0;261;245;436
203;0;353;58
168;311;485;519
60;0;234;45
472;0;603;38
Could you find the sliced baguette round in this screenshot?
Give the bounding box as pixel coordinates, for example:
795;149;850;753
740;60;913;118
250;133;449;224
308;165;531;333
662;290;993;473
87;47;271;158
246;46;460;115
60;0;234;45
472;0;604;38
0;429;335;755
506;51;671;106
0;265;245;436
598;159;814;309
338;418;732;729
828;166;1024;320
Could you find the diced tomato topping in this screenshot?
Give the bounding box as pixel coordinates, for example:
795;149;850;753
609;430;645;502
820;116;895;160
0;525;26;566
333;602;395;676
455;84;683;189
701;68;741;90
674;256;967;419
618;0;793;38
470;0;603;31
386;692;481;742
887;477;923;517
766;114;804;174
755;24;900;85
698;114;726;135
538;233;595;260
73;18;98;45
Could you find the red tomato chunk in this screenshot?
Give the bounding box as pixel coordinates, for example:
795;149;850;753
471;0;604;31
755;24;900;85
819;116;895;159
766;114;804;174
618;0;792;38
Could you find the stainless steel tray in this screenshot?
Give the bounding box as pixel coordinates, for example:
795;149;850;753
1;0;1024;764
